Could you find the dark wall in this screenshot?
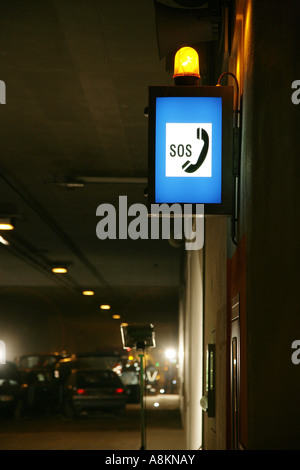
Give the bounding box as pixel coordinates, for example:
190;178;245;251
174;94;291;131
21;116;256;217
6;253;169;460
240;0;299;449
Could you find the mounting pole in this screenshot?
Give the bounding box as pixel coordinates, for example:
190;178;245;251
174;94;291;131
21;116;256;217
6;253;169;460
120;324;155;451
139;350;146;450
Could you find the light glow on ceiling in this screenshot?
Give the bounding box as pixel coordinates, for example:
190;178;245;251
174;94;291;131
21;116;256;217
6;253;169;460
0;236;9;246
82;290;95;296
52;267;68;274
0;218;14;230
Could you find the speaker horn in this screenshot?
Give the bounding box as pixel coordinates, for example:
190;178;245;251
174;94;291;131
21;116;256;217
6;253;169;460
154;0;220;59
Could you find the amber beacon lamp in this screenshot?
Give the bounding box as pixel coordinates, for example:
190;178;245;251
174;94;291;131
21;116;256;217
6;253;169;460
173;46;200;86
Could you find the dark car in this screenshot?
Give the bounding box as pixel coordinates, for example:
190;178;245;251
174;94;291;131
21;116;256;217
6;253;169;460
18;352;68;376
62;369;127;418
54;351;124;400
19;368;60;415
0;362;21;417
55;351;123;381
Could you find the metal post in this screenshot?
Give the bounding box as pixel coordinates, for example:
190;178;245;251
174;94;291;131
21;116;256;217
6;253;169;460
139;352;146;450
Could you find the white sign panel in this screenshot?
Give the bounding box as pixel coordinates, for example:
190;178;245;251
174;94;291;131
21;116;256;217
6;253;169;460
165;122;212;177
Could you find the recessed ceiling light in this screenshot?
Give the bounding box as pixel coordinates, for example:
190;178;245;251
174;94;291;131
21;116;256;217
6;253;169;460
52;267;68;274
112;314;121;320
100;304;111;310
0;218;14;230
82;290;94;296
0;236;9;246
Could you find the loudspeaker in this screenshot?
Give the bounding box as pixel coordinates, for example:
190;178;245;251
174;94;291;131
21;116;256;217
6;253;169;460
154;0;220;58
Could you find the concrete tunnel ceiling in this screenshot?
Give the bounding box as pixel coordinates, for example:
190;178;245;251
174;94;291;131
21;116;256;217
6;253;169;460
0;0;225;356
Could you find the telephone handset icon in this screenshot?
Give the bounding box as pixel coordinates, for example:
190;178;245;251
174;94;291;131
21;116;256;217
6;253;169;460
182;127;209;174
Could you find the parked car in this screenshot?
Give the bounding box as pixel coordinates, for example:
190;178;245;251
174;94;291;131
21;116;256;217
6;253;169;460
18;352;68;377
120;369;140;403
54;351;124;401
18;368;60;414
0;362;21;417
62;369;127;418
55;351;123;381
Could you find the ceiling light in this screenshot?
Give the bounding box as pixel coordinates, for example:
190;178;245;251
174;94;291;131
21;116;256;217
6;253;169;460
52;267;68;274
112;314;121;320
0;236;9;246
82;290;95;296
100;304;111;310
0;218;14;230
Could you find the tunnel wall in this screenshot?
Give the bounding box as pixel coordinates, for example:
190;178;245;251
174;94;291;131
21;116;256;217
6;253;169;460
178;248;204;450
179;0;299;450
202;217;228;449
236;0;299;449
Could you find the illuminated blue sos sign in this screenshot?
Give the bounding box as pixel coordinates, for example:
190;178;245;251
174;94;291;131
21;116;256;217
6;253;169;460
155;96;222;203
148;87;234;215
